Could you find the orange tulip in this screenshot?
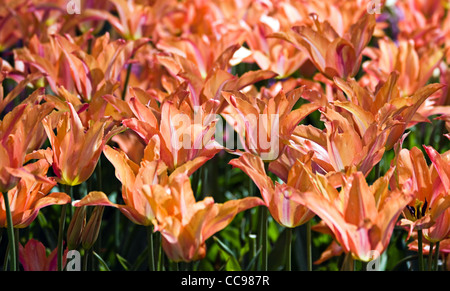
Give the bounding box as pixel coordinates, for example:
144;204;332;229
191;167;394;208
0;101;54;192
393;146;450;242
243;11;309;79
288;104;388;176
151;173;264;262
19;239;68;271
273;13;376;79
15;31;147;102
291;169;413;262
81;0;153;40
423;145;450;242
222;86;319;161
230;152;315;228
333;71;444;150
0;160;70;228
363;37;444;97
156;42;274;108
123;97;223;174
42;102;122;186
73;145;169;226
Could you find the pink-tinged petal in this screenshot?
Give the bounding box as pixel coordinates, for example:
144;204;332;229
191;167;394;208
128;97;158;128
15;192;71;228
326;38;356;79
290;190;351;253
19;239;48;271
424;145;450;191
343;172;377;226
291;25;329;73
271;184;314;228
229;153;273;204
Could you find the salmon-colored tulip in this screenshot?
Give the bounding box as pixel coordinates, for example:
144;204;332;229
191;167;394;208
273;13;376;79
156;42;274;108
423;146;450;242
230;152;315;228
19;239;68;271
123;97;223;174
291;169;413;262
288;105;388;176
333;71;444;150
395;146;450;242
243;11;309;79
0;101;54;192
15;32;147;102
73;145;169;226
151;173;264;262
81;0;153;40
42;102;122;186
363;37;444;97
0;160;70;228
222;87;319;161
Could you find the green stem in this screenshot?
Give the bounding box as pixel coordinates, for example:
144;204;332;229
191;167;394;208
341;252;354;271
83;250;90;271
428;242;434;271
417;229;424;271
157;232;164;271
260;163;270;271
2;192;17;271
147;226;155;271
3;242;9;271
121;62;133;100
306;220;312;271
261;207;268;271
57;203;67;271
14;228;19;269
285;228;292;271
58;184;71;271
433;241;440;271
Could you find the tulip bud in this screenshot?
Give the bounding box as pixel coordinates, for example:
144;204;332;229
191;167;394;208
66;206;86;250
81;206;104;250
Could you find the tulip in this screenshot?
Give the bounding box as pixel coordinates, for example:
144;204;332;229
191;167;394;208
19;239;68;271
0;102;54;192
272;13;376;79
291;169;414;262
81;206;105;250
66;206;87;250
363;38;443;97
73;145;169;226
151;173;264;262
222;87;319;161
229;152;315;228
123;97;223;174
42;102;122;186
0;159;71;228
394;147;450;241
288;105;388;176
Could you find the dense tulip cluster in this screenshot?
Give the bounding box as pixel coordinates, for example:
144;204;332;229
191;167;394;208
1;0;449;271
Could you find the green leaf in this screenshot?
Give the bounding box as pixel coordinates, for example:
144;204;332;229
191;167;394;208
93;251;111;271
213;236;241;271
116;253;130;271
